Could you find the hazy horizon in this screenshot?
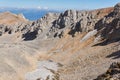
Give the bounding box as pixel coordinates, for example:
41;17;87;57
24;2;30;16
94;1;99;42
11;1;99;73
0;0;120;20
0;0;119;10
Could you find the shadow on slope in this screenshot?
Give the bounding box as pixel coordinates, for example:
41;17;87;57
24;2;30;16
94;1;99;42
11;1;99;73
106;50;120;59
93;6;120;46
92;39;120;46
22;30;38;41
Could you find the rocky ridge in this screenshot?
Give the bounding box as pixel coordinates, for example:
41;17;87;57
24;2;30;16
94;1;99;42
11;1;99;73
95;62;120;80
34;7;113;39
95;3;120;42
0;12;29;25
0;7;113;40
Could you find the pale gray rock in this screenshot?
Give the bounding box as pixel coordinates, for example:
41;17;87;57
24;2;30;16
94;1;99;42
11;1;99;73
80;30;97;42
25;60;62;80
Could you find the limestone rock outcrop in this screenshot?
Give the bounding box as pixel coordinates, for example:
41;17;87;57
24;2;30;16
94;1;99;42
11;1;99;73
37;8;113;39
95;3;120;42
0;7;114;40
95;62;120;80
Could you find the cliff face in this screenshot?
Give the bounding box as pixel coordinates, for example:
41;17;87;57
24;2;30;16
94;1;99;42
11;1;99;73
33;7;113;39
0;7;114;41
95;3;120;42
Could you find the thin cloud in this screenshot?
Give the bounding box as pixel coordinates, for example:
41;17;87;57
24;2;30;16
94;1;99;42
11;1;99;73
37;6;49;10
43;7;48;9
37;6;41;9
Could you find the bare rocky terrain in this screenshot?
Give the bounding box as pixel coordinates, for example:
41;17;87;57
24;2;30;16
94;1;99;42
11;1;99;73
0;3;120;80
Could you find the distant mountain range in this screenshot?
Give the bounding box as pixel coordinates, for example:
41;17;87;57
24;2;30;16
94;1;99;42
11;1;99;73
0;8;62;21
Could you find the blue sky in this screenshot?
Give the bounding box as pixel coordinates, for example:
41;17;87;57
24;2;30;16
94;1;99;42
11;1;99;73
0;0;120;10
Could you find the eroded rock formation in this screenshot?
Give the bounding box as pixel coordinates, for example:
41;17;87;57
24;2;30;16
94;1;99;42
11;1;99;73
95;62;120;80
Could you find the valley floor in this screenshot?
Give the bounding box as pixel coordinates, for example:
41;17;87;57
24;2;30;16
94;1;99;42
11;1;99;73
0;33;120;80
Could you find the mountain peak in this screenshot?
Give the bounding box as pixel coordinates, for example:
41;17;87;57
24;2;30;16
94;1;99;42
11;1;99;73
0;12;29;25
